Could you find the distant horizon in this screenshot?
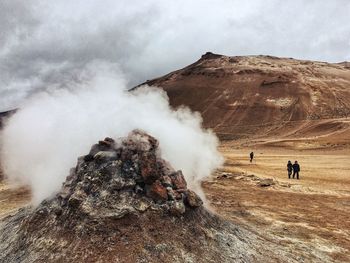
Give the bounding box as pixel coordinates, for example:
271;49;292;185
199;51;350;63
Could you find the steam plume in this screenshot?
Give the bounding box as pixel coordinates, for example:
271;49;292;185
0;61;223;204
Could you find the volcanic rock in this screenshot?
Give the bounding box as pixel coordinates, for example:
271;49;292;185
258;178;275;187
146;180;168;201
0;130;297;262
170;170;187;190
184;189;203;208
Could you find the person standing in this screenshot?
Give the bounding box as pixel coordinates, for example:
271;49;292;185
292;161;300;179
287;160;293;179
250;152;254;163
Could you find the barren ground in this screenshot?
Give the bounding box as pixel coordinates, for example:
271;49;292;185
0;182;30;219
203;143;350;262
1;142;350;262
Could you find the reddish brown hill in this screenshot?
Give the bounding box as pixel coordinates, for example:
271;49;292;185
138;52;350;141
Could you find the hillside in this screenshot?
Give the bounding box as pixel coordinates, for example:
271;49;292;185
139;52;350;142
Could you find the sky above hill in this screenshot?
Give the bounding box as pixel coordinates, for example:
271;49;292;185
1;0;350;110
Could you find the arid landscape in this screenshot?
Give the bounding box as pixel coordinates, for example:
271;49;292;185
1;53;350;262
2;1;350;262
147;53;350;261
205;144;350;262
1;142;349;262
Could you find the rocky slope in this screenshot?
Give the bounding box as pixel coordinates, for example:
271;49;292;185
0;130;305;262
137;52;350;140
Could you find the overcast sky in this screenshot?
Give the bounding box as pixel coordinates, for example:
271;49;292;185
1;0;350;111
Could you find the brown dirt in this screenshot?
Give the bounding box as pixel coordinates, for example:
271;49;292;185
0;182;30;219
203;144;350;262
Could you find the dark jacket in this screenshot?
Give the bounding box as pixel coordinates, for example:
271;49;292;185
287;163;293;171
292;163;300;172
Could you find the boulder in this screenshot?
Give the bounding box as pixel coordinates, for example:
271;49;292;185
98;137;115;147
140;152;160;184
93;151;117;161
68;188;86;208
167;187;183;201
169;201;186;216
161;175;172;187
185;189;203;208
170;170;187;190
147;180;168;201
258;178;275;187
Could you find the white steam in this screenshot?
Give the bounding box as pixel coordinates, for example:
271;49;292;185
0;62;223;204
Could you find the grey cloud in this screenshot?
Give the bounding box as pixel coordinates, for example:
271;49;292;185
1;0;350;111
0;0;39;48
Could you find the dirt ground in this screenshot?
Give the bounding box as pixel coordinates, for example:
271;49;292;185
203;144;350;262
0;182;30;219
1;142;350;262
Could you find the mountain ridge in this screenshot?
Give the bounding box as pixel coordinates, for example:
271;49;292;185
137;52;350;141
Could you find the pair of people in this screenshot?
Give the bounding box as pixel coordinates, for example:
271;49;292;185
287;160;300;179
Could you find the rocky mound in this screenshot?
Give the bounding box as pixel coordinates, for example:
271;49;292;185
0;130;298;262
56;130;203;218
136;52;350;140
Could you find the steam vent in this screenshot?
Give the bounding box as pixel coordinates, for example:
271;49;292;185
0;130;294;262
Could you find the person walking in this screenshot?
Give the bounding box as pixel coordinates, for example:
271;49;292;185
292;161;300;179
287;160;293;179
250;152;254;163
